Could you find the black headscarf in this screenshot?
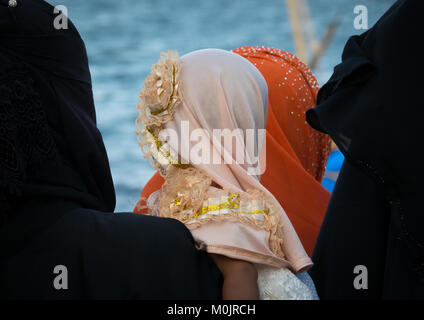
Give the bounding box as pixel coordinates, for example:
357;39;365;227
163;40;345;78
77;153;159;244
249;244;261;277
307;0;424;298
0;0;116;225
0;1;223;299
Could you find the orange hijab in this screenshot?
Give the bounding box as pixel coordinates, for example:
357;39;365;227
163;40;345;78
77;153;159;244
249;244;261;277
134;46;331;256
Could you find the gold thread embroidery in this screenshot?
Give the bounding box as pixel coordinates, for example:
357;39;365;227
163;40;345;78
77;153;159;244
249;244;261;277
192;193;267;218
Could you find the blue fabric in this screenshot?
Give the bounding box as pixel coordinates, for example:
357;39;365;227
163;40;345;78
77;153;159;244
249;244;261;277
322;150;344;193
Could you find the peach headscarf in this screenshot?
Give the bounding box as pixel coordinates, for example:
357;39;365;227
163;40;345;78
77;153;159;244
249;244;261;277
138;49;313;272
135;47;331;258
161;49;268;188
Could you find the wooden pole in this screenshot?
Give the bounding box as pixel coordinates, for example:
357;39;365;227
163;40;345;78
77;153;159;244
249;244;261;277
309;12;343;70
286;0;307;62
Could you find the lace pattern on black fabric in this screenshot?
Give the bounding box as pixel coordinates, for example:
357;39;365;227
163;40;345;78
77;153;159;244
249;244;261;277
0;58;57;225
327;126;424;284
357;161;424;282
396;200;424;283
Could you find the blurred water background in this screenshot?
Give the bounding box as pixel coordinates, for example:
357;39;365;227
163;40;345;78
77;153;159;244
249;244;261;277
48;0;395;212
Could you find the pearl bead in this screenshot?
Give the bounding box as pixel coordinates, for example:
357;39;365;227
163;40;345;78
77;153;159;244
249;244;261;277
8;0;17;7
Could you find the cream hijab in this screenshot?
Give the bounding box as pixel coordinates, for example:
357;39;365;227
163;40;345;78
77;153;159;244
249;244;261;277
146;49;312;272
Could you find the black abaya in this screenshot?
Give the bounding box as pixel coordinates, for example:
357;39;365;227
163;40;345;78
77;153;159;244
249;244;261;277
307;0;424;299
310;160;390;299
0;0;222;299
1;201;222;299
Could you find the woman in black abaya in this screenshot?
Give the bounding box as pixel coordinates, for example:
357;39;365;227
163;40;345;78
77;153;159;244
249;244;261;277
0;0;222;299
307;0;424;299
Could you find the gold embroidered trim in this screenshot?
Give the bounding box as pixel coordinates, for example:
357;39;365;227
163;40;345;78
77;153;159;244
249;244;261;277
136;50;182;173
151;166;285;260
191;193;268;218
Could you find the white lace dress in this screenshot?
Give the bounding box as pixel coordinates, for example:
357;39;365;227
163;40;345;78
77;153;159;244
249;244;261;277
256;265;319;300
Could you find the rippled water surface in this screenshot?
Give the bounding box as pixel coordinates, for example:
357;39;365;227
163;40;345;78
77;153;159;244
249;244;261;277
48;0;395;211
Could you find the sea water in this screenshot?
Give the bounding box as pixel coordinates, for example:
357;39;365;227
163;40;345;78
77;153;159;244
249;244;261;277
48;0;395;211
